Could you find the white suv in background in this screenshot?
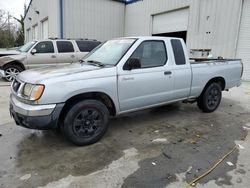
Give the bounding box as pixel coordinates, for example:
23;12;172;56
0;39;101;81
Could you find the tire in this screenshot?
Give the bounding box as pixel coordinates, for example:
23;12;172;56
62;100;109;146
197;83;222;113
3;64;23;82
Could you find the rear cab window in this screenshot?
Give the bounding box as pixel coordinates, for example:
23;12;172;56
76;40;101;52
56;41;74;53
171;39;186;65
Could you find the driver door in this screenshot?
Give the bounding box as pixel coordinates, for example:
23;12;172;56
118;40;174;112
27;41;57;69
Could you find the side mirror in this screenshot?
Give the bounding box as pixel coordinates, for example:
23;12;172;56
31;49;37;55
124;58;141;70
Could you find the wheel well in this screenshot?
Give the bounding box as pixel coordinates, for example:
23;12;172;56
3;61;25;71
205;77;226;91
58;92;116;125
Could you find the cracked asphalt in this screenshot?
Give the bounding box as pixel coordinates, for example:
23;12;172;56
0;79;250;188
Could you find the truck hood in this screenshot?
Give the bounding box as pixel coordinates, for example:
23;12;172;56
0;50;21;57
17;63;106;83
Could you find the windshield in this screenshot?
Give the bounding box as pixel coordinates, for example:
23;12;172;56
18;41;37;52
83;39;136;65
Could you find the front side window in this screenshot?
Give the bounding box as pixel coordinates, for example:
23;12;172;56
33;41;54;53
130;41;167;68
83;39;136;65
56;41;74;53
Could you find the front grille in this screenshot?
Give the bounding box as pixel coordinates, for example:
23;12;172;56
12;79;21;93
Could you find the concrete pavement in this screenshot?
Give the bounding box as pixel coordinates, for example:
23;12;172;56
0;78;250;188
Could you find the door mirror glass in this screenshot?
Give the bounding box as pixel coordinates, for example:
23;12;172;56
31;49;37;55
125;58;141;70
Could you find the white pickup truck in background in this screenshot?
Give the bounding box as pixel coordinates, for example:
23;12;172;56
9;37;243;145
0;39;101;81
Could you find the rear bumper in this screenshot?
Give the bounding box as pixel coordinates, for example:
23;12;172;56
10;94;64;130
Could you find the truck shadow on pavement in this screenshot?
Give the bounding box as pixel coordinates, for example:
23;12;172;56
12;98;249;188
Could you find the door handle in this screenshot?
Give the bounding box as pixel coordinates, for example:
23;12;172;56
71;55;75;58
164;71;172;75
51;55;56;58
122;77;134;81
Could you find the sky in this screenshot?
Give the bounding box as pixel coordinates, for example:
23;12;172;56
0;0;31;18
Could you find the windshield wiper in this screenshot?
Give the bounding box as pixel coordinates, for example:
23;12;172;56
86;60;105;67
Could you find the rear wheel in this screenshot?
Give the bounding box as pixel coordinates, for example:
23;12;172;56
197;83;222;113
62;100;109;146
3;64;23;82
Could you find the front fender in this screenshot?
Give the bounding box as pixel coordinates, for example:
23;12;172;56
38;76;120;112
0;55;26;67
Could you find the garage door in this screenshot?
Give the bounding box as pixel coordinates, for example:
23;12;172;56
42;19;49;39
152;8;189;35
236;0;250;81
33;25;38;40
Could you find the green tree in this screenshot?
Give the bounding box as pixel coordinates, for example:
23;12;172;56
13;15;24;46
0;9;24;48
0;30;15;48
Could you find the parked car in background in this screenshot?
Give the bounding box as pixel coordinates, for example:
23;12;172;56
9;37;243;146
0;39;101;81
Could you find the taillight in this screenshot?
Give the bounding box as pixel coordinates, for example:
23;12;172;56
240;61;244;78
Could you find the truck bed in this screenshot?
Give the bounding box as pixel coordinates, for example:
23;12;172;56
189;58;242;98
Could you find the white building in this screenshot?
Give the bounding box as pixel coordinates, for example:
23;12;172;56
24;0;250;80
24;0;125;42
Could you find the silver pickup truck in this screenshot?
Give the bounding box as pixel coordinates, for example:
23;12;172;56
9;37;243;146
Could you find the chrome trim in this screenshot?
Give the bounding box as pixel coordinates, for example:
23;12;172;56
0;69;5;78
10;94;56;116
11;79;27;99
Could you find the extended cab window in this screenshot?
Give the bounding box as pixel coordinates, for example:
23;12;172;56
56;41;74;53
171;39;186;65
130;41;167;68
76;41;101;52
33;41;54;53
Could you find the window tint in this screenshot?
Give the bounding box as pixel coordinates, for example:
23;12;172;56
76;41;101;52
130;41;167;68
34;41;54;53
56;41;74;53
171;39;186;65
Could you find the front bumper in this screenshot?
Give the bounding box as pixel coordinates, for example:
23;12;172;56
10;94;64;130
0;69;5;78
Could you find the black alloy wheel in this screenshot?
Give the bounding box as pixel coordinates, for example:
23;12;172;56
197;82;222;113
62;100;109;146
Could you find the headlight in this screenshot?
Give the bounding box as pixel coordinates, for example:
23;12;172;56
23;83;33;97
23;83;45;101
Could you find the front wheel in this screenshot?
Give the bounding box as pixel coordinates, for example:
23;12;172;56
3;64;23;82
197;83;222;113
62;100;109;146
